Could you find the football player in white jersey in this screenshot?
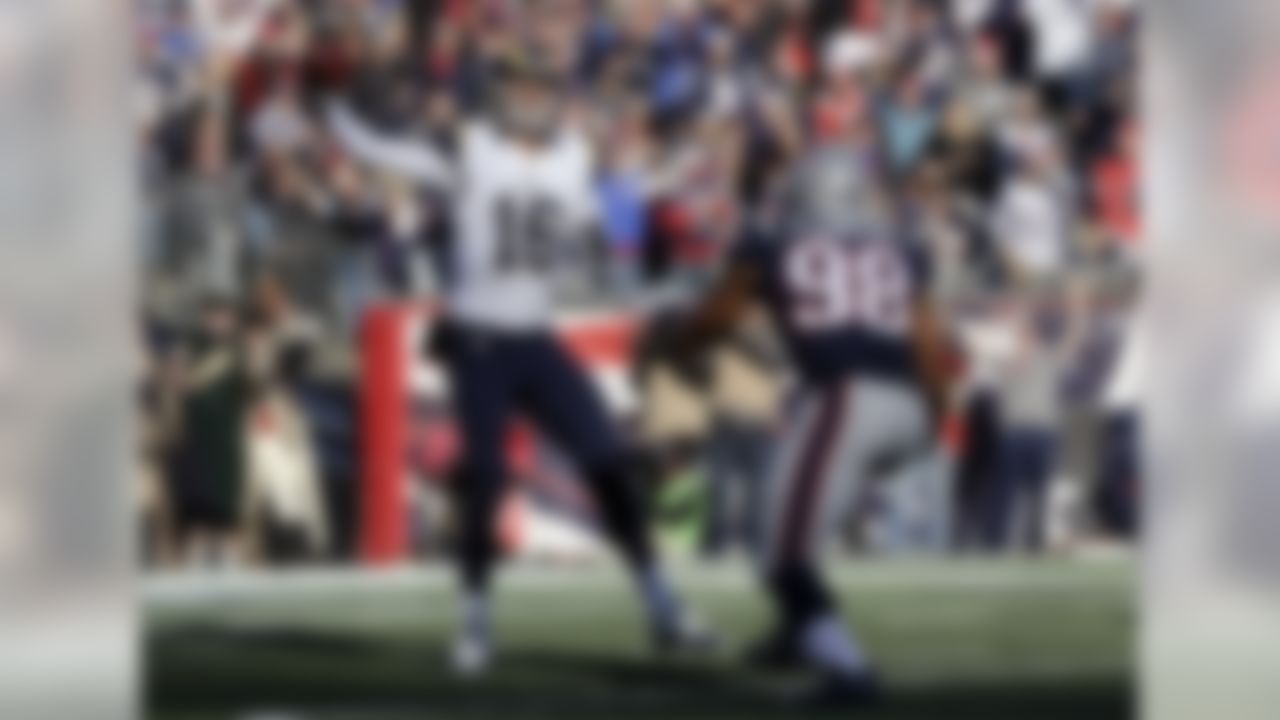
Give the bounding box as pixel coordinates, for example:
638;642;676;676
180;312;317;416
328;50;714;675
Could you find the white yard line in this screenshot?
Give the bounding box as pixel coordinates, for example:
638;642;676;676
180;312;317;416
144;556;1132;610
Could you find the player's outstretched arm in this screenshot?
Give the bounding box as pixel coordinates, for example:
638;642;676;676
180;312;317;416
675;260;759;359
326;100;454;188
910;296;962;426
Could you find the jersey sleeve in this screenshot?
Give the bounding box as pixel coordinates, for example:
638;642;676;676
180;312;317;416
327;100;455;188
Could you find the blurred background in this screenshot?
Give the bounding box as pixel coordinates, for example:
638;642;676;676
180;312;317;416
134;0;1139;717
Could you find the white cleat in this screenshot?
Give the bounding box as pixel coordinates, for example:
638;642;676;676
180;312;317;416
450;633;493;678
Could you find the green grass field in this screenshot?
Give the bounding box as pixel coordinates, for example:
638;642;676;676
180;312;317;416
147;558;1133;719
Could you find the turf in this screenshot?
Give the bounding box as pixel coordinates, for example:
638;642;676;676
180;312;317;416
147;558;1133;720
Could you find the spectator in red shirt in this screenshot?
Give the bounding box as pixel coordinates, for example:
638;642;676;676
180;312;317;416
1091;120;1140;248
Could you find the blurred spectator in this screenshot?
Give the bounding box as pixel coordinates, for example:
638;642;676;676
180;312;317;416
958;32;1014;130
138;331;185;567
1090;119;1140;250
151;98;244;319
989;298;1071;551
700;318;783;557
879;64;939;175
909;166;991;304
1023;0;1096;111
242;313;331;563
990;146;1074;282
929;97;1002;200
1093;286;1142;539
996;87;1059;166
249;74;313;155
170;296;252;566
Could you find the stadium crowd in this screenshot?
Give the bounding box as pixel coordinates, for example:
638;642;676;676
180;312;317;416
136;0;1140;567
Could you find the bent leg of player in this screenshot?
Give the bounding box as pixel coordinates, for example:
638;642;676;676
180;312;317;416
754;378;929;691
520;334;715;653
444;332;517;675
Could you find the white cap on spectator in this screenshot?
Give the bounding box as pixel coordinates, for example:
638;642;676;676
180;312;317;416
135;78;162;131
951;0;997;31
191;0;281;58
823;31;883;77
667;0;701;21
251;99;311;154
1024;0;1094;77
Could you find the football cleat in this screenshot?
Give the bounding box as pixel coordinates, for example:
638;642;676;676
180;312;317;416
450;632;493;678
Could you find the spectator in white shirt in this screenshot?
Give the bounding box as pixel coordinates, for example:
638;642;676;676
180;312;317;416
991;148;1073;281
1026;0;1094;74
997;87;1060;166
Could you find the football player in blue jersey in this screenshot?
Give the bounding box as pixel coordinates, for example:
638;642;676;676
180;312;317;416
673;148;958;704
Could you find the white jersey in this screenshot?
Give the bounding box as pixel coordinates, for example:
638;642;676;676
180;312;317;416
449;122;597;330
328;102;598;330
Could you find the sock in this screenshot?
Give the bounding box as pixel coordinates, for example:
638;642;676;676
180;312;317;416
767;561;836;637
454;465;502;593
636;564;683;632
800;613;868;677
460;590;492;645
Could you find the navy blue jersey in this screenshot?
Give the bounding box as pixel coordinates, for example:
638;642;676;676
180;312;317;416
736;224;928;385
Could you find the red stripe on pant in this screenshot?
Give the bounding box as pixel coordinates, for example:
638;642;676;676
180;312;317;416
779;386;850;563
